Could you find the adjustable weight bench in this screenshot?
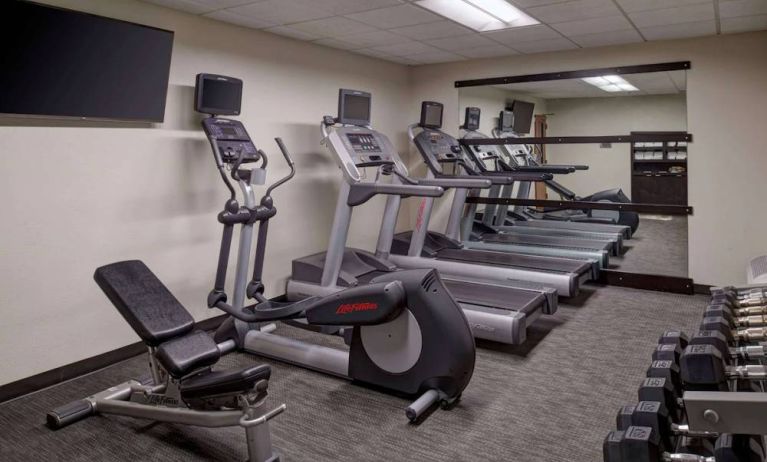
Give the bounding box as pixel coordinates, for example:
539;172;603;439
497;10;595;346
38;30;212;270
47;260;285;462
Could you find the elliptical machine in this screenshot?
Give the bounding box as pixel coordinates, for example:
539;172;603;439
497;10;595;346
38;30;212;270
196;75;476;422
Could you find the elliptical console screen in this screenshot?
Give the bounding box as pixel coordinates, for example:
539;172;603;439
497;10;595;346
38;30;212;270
195;74;242;115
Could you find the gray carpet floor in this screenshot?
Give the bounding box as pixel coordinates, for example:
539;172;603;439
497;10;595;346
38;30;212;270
611;215;688;277
0;285;707;462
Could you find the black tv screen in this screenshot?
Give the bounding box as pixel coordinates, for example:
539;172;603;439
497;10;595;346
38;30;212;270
0;0;174;122
510;100;535;134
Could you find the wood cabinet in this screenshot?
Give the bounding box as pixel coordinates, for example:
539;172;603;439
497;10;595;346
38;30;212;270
630;131;688;206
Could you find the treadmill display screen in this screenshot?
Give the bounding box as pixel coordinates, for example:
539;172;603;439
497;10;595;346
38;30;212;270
499;110;514;131
464;107;480;131
420;102;443;129
343;95;370;123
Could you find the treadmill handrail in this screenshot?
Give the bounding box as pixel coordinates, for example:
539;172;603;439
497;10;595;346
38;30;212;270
472;171;554;182
348;183;444;206
416;177;492;189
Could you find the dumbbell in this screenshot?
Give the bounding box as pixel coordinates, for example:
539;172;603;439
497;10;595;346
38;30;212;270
616;401;716;451
660;330;690;349
604;426;764;462
705;306;767;329
680;344;767;390
700;317;767;344
691;330;767;363
638;377;684;421
708;303;767;318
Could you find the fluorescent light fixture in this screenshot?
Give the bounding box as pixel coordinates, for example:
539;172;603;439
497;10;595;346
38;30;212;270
581;75;639;93
416;0;539;32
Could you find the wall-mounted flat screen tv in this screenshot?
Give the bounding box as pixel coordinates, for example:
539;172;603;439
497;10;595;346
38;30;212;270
0;0;174;122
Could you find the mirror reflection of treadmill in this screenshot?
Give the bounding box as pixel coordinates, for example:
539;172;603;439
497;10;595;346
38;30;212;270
454;107;631;267
286;90;575;346
388;101;597;301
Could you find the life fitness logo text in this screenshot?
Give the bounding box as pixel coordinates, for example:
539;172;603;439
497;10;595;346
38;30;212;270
336;302;378;314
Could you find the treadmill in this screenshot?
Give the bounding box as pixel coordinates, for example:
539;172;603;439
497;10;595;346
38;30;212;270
490;104;638;234
384;101;594;296
287;89;557;346
458;109;621;258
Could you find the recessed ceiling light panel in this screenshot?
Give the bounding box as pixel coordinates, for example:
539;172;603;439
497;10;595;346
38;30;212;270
416;0;539;32
582;75;639;93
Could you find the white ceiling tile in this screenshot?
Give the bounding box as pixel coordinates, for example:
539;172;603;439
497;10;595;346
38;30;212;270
353;48;397;59
483;24;562;45
720;14;767;33
370;41;441;56
510;0;571;7
569;28;644;47
639;19;716;40
226;1;331;25
526;0;622;23
308;0;403;15
425;34;499;52
333;30;412;47
389;20;474;41
615;0;710;14
387;56;420;65
345;4;442;29
629;3;715;28
719;0;767;19
204;9;277;28
456;44;519;58
264;25;322;41
403;50;466;64
141;0;220;14
512;37;580;53
289;16;377;38
550;15;633;36
313;37;362;50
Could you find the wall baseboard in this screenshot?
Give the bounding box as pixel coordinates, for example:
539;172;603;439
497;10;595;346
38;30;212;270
598;270;695;295
0;315;226;404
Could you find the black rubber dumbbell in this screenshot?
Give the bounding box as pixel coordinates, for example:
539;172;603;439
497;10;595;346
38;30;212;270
647;360;683;394
680;344;767;390
604;426;764;462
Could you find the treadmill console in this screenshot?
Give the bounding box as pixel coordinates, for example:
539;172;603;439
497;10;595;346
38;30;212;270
202;118;259;163
413;129;463;174
339;129;395;167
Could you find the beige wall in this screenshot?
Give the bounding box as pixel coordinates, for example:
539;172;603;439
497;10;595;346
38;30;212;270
409;31;767;287
545;94;687;197
0;0;411;386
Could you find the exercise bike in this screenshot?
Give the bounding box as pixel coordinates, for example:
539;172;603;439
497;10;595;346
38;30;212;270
196;74;476;422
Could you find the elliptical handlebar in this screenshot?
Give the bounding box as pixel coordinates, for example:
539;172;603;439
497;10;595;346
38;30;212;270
265;138;295;199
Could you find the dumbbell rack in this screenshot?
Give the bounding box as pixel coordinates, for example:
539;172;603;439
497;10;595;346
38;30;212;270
603;282;767;461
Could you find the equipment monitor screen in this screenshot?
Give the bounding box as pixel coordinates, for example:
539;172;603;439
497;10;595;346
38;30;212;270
510;100;535;134
195;74;243;115
420;101;443;129
338;89;371;126
463;107;480;131
0;0;174;122
499;110;514;131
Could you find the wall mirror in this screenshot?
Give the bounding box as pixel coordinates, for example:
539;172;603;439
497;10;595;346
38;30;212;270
455;64;691;283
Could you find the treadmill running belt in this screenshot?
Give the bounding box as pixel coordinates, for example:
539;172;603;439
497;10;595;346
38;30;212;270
442;279;544;314
437;248;592;276
481;232;613;252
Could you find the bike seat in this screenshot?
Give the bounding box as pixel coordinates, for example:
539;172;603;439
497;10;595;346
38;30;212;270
180;364;272;400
